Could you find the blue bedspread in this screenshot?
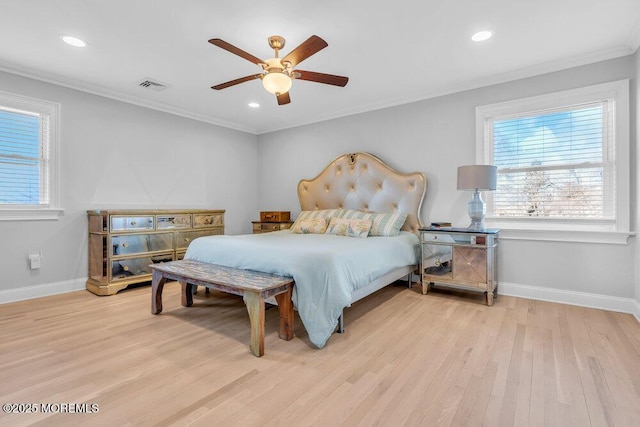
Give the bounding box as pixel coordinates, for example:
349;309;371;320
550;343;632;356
184;230;420;348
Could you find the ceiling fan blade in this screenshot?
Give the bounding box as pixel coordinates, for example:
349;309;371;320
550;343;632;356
208;38;264;65
294;70;349;87
281;35;328;67
211;74;262;90
277;92;291;105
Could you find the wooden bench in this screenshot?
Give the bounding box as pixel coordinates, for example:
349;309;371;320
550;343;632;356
150;259;294;357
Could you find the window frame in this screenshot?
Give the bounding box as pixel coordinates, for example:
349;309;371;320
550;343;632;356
0;90;62;221
475;80;630;244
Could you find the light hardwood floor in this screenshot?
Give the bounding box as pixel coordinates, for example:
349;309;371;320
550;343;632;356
1;282;639;426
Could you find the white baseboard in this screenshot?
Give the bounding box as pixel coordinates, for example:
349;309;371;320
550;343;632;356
500;281;640;323
0;278;87;304
1;278;639;325
633;300;640;324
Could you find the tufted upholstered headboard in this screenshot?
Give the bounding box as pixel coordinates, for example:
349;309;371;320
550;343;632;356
297;152;427;235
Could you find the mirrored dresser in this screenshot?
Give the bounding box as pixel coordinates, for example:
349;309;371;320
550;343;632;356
87;209;224;295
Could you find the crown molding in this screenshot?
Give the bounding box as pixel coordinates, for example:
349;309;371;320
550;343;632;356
0;44;634;136
257;45;635;134
0;60;258;135
626;14;640;52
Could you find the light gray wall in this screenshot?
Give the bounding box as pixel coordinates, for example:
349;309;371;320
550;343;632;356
0;70;258;292
257;55;637;298
635;49;640;305
1;55;637;302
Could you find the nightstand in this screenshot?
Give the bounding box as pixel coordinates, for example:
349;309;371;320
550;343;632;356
420;227;499;305
252;221;293;234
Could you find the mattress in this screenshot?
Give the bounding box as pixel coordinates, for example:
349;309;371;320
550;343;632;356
184;230;420;348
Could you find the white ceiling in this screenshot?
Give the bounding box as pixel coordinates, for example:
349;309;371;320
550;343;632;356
0;1;639;135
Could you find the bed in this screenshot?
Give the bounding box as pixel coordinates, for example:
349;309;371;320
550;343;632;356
185;152;427;348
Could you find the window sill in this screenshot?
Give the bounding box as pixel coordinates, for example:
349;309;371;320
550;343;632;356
494;228;634;245
0;208;64;221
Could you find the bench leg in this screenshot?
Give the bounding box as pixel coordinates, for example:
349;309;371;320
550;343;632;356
244;291;265;357
180;281;194;307
151;270;167;315
274;286;294;341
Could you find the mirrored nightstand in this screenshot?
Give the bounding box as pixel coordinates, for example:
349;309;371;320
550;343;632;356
420;227;499;305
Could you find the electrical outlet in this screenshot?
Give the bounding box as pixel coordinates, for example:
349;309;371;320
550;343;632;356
28;251;42;270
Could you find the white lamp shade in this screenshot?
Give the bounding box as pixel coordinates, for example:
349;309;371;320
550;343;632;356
457;165;497;191
262;72;292;95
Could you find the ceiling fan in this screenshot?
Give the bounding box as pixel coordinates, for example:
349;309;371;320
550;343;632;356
208;35;349;105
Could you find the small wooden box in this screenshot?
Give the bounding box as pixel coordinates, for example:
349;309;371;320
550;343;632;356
260;211;291;223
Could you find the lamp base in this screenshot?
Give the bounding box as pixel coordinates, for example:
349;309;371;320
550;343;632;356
467;220;486;231
467;190;486;230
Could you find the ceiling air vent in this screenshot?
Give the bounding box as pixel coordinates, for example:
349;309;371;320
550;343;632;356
137;78;170;92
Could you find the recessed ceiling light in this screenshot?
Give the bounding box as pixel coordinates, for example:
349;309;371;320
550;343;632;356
60;35;86;47
471;30;494;42
248;102;260;108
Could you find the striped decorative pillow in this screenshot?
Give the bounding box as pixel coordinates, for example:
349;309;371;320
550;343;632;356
325;217;372;238
340;209;407;236
291;209;344;231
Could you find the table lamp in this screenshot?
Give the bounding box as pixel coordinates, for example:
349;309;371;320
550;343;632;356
457;165;497;230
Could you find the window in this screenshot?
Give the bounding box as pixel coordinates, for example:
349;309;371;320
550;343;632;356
0;90;61;220
476;80;629;242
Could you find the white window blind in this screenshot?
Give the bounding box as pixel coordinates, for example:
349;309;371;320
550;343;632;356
476;80;630;240
0;90;61;220
0;107;50;205
487;101;614;222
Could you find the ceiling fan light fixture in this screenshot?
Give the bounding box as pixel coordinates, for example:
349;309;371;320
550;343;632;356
209;35;346;105
262;72;292;95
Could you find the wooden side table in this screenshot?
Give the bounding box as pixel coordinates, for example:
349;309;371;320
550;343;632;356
420;227;499;305
252;221;293;234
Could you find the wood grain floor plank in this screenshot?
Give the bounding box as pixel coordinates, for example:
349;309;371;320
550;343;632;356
0;283;639;426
